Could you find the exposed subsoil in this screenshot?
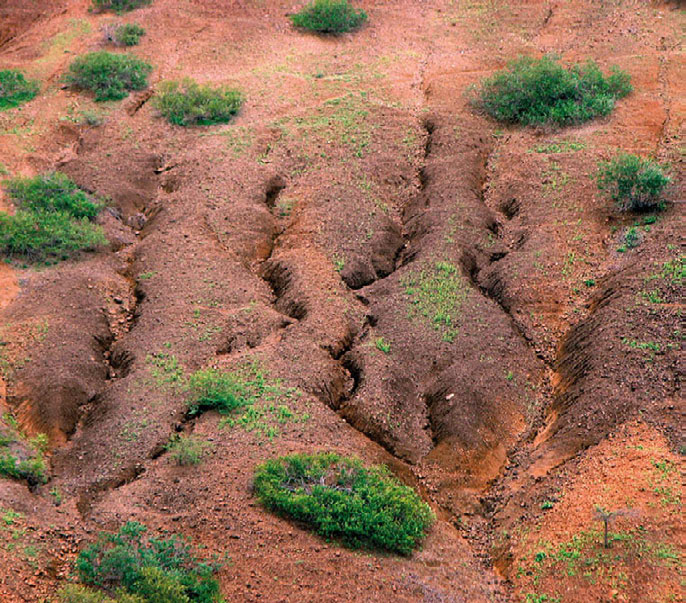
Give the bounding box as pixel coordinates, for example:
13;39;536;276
0;1;683;602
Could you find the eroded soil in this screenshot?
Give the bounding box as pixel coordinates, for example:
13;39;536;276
0;1;683;601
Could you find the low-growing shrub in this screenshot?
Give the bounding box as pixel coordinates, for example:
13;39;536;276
471;56;632;127
165;435;213;466
186;368;255;416
92;0;152;13
153;79;243;126
290;0;368;34
72;521;222;602
597;153;670;211
254;453;435;555
0;69;40;110
0;425;48;488
0;173;106;262
65;51;152;101
109;23;146;46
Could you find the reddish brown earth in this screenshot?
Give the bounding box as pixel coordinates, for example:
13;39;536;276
0;1;683;601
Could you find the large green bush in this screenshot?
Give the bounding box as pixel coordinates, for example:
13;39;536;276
0;173;106;262
65;52;152;101
0;69;39;110
92;0;152;13
254;453;435;555
69;522;223;602
471;56;632;127
597;153;670;211
290;0;368;34
153;80;243;126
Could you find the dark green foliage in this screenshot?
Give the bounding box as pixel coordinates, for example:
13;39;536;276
92;0;152;13
0;69;39;110
0;173;106;262
153;80;243;126
290;0;368;34
472;56;632;127
65;52;152;101
114;24;146;46
6;172;102;219
74;522;223;602
186;368;258;416
597;154;670;211
254;453;435;555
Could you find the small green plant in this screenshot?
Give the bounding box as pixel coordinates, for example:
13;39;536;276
374;337;391;353
622;226;641;250
92;0;152;13
109;23;146;46
187;368;256;416
471;56;631;127
65;51;152;101
254;453;434;555
69;521;222;602
0;70;40;110
0;173;106;262
290;0;367;34
165;435;213;466
0;422;48;488
153;79;243;126
541;500;555;510
597;154;670;211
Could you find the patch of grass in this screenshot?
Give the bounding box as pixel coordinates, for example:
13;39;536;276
597;154;670;212
254;453;434;555
91;0;152;13
145;351;185;389
65;51;152;101
187;367;258;416
153;79;243;126
0;70;39;111
529;140;586;154
290;0;367;34
0;419;48;488
374;337;391;353
165;435;213;466
471;56;631;127
0;173;106;263
67;521;222;602
402;261;468;342
111;23;146;46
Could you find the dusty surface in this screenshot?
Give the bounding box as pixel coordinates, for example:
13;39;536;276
0;0;683;601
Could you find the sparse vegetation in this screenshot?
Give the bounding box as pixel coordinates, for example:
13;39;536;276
597;154;670;211
0;421;48;488
92;0;152;13
0;70;39;111
254;453;434;555
107;23;146;46
0;173;106;262
66;521;223;602
153;79;243;126
290;0;368;34
471;56;632;127
165;435;213;466
65;51;152;101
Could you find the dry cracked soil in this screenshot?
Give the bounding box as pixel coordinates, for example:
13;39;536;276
0;0;683;602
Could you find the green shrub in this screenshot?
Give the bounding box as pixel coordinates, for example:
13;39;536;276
597;153;670;211
0;425;48;488
187;368;257;416
290;0;368;34
0;69;40;110
65;52;152;101
153;79;243;126
471;56;632;127
0;173;106;262
92;0;152;13
114;24;146;46
74;522;222;602
254;453;435;555
165;435;213;466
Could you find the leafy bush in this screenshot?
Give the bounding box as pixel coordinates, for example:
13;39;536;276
597;153;670;211
73;522;223;602
0;69;40;110
165;435;213;466
0;425;48;488
65;52;152;101
113;24;146;46
153;80;243;126
186;368;256;416
92;0;152;13
0;173;106;262
471;56;632;127
254;453;435;555
290;0;368;34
